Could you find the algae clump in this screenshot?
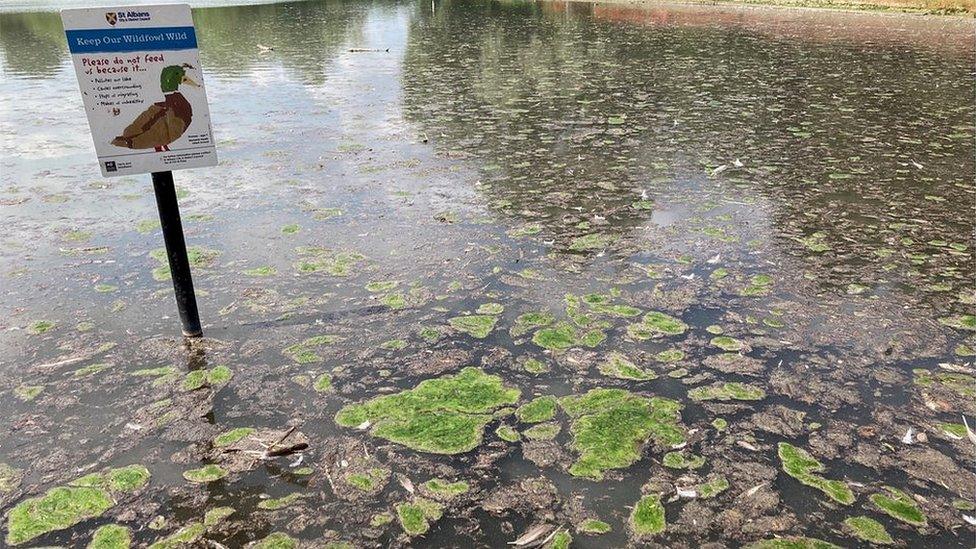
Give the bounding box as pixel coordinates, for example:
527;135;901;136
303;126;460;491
7;487;113;545
74;363;110;377
183;464;227;483
938;315;976;331
598;352;656;380
939;422;967;438
578;329;607;347
547;530;572;548
251;532;298;549
630;493;665;536
511;312;555;337
689;382;765;401
627;311;687;340
870;486;926;526
710;336;745;352
741;274;773;297
656;349;685;363
27;320;55;335
396;498;443;536
365;280;398;292
578;518;611;534
559;388;684;480
151;247;219;280
380;339;407;351
183;365;232;390
843;516;893;544
912;368;975;397
954;343;975;357
100;465;150;492
64;466;148;494
14;384;43;402
335;367;520;454
448;314;498;338
148;523;206;549
569;233;611;251
533;321;604;351
243;266;276;277
662;451;705;470
203;506;235;526
131;366;176;385
257;493;303;510
746;538;841;549
283;334;342;363
294;248;363;276
423;478;469;499
516;396;557;423
88;524;130;549
476;302;504;315
419;326;441;342
532;322;577;350
777;442;854;505
381;292;406;309
523;358;549;374
594;304;641;318
313;373;333;392
710;268;729;280
495;425;520;442
798;232;831;253
697;475;730;498
370;512;394;527
6;465;149;546
345;468;388;492
524;422;561;440
214;427;254;448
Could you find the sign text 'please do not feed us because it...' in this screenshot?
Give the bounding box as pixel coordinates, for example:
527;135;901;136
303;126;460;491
62;4;217;177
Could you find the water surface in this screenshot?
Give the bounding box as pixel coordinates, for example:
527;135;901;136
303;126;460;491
1;1;974;547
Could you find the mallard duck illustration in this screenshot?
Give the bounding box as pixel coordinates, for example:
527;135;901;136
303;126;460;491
111;64;199;152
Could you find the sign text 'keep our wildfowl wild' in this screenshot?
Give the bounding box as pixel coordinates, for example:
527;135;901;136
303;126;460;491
62;4;217;177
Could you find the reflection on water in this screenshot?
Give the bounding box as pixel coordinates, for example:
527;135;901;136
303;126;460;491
0;1;367;80
194;1;368;83
1;1;974;548
402;0;974;287
0;11;65;77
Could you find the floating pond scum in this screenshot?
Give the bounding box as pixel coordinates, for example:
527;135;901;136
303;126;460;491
1;0;974;547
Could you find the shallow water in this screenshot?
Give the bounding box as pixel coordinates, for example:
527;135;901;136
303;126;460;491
1;1;974;547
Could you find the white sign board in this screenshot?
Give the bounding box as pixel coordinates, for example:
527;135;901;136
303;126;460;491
62;5;217;177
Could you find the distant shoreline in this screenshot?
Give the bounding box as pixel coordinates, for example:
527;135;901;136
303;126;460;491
0;0;971;17
573;0;974;15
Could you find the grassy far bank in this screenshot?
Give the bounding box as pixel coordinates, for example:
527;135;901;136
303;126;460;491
575;0;975;15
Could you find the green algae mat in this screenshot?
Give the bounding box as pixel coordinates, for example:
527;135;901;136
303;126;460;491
335;367;521;454
6;465;149;546
560;389;685;480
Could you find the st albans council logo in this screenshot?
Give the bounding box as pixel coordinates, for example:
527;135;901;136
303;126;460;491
104;10;151;26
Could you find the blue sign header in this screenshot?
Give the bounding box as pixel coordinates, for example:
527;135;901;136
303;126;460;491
66;26;197;54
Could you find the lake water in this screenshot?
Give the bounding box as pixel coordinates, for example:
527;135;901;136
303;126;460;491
1;1;974;547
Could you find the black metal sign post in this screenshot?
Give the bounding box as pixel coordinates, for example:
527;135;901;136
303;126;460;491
151;171;202;337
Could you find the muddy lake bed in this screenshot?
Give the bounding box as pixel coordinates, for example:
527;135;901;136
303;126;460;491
1;0;974;547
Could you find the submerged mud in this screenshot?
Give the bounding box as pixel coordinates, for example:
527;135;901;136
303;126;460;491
1;0;974;547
